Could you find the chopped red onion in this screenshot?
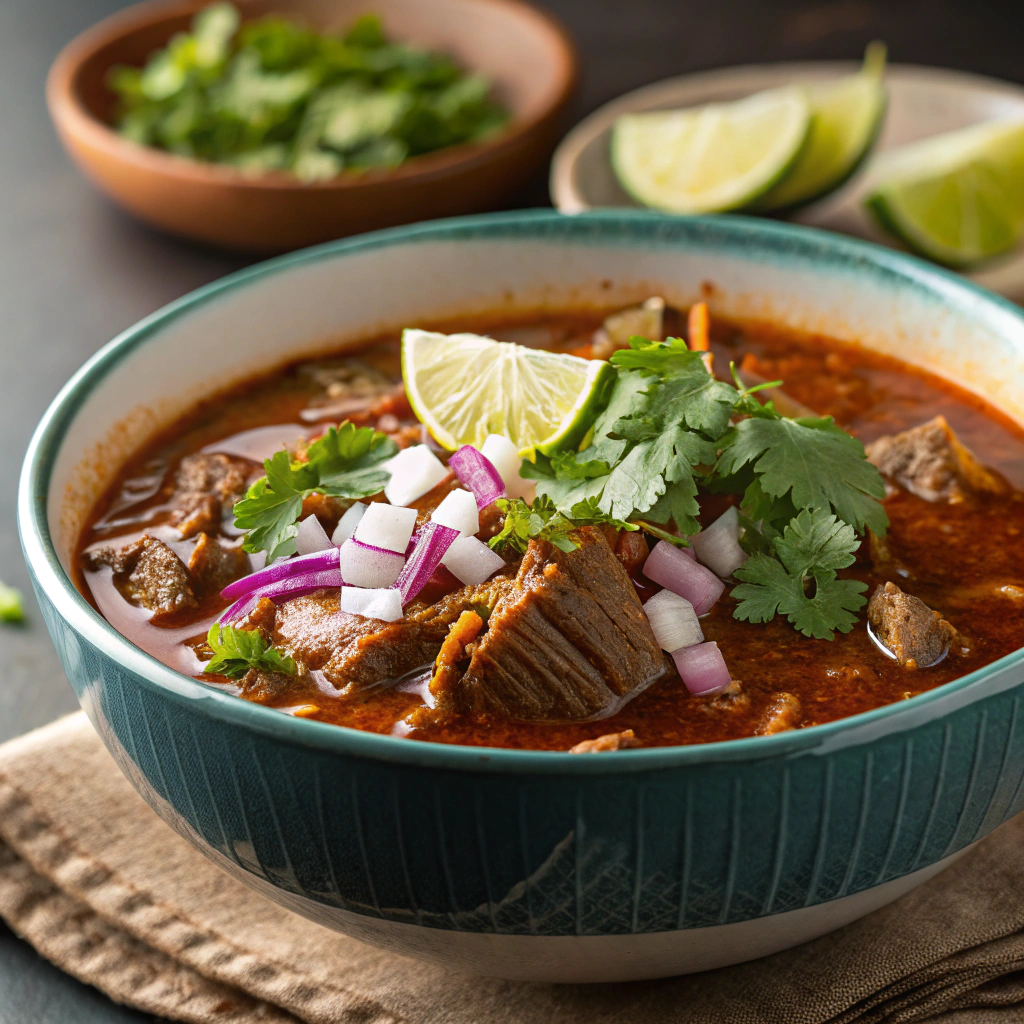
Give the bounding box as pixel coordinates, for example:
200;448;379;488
219;567;344;624
384;445;450;506
690;507;747;579
341;586;403;621
441;534;506;585
642;590;704;652
430;488;479;538
673;641;732;696
220;547;340;602
295;514;334;556
339;538;405;589
354;502;417;554
480;434;534;500
394;522;459;603
449;445;505;510
643;540;725;615
331;501;366;545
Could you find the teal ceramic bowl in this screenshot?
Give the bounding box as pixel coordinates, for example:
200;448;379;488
18;211;1024;982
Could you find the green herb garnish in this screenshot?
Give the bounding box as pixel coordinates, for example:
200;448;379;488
0;581;25;624
108;4;509;180
204;624;296;679
488;495;635;555
521;333;887;639
233;421;397;560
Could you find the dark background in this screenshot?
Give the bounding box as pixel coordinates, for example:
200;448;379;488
2;1;1023;1019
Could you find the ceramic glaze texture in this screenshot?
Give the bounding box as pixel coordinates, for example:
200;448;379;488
19;212;1024;979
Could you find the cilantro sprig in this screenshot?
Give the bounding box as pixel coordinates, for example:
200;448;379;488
233;421;397;560
518;331;887;640
488;495;635;555
204;624;296;679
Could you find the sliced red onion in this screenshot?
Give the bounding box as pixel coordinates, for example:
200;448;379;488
430;488;479;538
219;568;344;624
339;538;406;589
220;547;340;602
331;501;366;545
384;445;450;506
481;434;533;500
441;534;506;586
449;445;505;510
295;514;334;556
353;502;417;554
341;586;403;621
642;590;704;652
673;641;732;696
394;522;459;603
690;507;747;579
643;540;725;616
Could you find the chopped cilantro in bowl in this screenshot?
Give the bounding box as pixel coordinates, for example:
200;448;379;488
107;3;510;180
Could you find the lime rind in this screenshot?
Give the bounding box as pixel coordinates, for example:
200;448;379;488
401;329;615;455
611;85;813;215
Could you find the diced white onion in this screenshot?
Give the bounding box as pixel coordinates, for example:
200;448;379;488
441;534;506;585
295;514;334;556
689;507;747;579
339;539;405;588
332;502;367;545
248;550;268;573
354;502;418;553
341;586;403;621
430;488;479;538
481;434;535;500
383;444;450;506
643;590;704;652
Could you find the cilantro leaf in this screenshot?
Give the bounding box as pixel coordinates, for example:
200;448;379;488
488;495;634;555
638;361;738;438
204;624;296;680
520;451;610;510
585;368;655;464
716;415;889;536
731;508;867;639
233;421;396;559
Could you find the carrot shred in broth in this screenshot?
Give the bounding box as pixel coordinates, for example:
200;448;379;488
75;309;1024;750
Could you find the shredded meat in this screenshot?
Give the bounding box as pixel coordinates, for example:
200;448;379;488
868;581;957;669
188;533;248;596
442;527;667;722
866;416;1006;503
85;535;197;621
755;692;802;735
169;453;249;537
570;729;643;753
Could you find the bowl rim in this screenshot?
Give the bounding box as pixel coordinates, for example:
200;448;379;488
46;0;579;192
19;208;1024;774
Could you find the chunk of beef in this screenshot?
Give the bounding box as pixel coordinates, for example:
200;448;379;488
866;416;1006;503
868;581;957;669
428;610;485;697
239;668;293;703
442;527;668;722
570;730;643;754
755;692;802;735
170;453;249;537
188;533;248;596
85;535;197;621
238;596;278;635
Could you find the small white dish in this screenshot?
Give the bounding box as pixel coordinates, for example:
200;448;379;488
551;62;1024;302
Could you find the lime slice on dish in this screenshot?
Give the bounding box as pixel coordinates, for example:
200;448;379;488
401;329;615;455
865;120;1024;267
610;85;812;214
754;43;887;212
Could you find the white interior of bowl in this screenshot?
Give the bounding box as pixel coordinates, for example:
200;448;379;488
45;222;1024;572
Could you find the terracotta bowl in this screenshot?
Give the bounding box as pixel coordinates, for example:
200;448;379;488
47;0;577;252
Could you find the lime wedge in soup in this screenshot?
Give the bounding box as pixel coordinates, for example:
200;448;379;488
401;329;614;455
865;120;1024;267
611;85;812;214
754;43;887;212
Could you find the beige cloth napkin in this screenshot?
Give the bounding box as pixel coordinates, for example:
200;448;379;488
3;713;1024;1024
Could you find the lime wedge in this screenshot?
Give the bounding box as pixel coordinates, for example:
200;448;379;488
755;43;887;212
611;85;812;214
401;329;615;455
865;120;1024;267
